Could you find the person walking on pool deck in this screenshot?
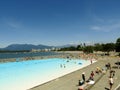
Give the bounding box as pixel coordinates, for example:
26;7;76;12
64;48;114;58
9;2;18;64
109;76;114;90
82;72;85;82
90;59;93;64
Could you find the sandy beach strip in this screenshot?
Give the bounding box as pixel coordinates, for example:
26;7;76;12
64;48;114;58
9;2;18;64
0;51;95;63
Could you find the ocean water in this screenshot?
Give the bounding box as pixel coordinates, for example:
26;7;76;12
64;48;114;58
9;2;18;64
0;51;58;59
0;58;91;90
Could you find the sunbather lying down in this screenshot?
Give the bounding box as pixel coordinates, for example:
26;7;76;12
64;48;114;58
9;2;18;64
78;83;87;90
78;80;95;90
87;80;95;84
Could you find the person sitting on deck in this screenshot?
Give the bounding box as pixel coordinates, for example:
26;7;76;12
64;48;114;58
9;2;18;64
105;63;111;70
102;66;107;73
78;83;88;90
110;70;115;78
90;71;94;80
86;71;95;83
95;67;102;74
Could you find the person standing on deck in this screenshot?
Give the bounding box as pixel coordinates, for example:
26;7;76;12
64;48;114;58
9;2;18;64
82;72;85;83
90;59;93;64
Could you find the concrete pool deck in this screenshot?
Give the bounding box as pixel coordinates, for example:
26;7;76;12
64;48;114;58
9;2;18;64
29;56;120;90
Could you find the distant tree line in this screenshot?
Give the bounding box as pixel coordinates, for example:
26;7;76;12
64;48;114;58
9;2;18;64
60;37;120;55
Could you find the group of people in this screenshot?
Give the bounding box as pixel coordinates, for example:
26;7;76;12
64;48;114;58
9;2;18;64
78;62;116;90
60;64;66;68
105;62;116;90
108;63;116;90
78;71;95;90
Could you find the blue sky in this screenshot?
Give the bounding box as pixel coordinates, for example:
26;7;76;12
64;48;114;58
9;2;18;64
0;0;120;47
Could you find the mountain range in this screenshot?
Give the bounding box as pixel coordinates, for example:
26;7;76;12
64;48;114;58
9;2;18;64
0;44;78;51
0;44;54;51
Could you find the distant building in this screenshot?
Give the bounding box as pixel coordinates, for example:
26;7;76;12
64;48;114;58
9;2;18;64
31;47;60;52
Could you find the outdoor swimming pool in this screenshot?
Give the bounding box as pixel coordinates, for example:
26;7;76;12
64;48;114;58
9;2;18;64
0;58;93;90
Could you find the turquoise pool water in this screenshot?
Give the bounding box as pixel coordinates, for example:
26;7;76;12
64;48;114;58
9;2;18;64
0;58;91;90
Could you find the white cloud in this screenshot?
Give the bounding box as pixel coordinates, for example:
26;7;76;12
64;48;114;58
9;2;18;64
91;21;120;32
6;20;22;29
6;21;20;28
0;17;22;30
91;26;101;31
86;10;120;32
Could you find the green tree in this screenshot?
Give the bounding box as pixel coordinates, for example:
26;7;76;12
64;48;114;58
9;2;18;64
69;46;77;51
76;45;83;51
60;46;77;51
102;43;115;55
94;43;103;51
116;37;120;52
83;46;94;53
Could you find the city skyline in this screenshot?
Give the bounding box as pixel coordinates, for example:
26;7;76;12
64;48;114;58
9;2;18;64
0;0;120;47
